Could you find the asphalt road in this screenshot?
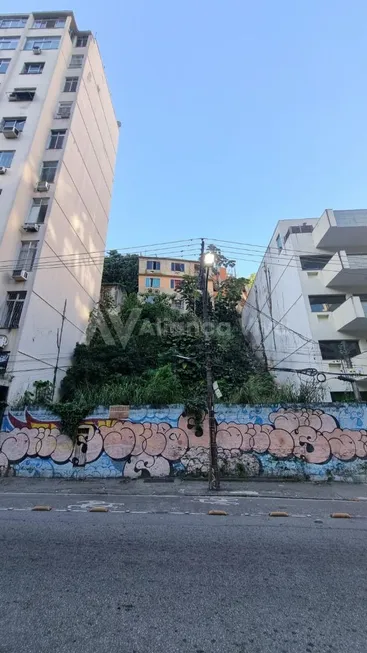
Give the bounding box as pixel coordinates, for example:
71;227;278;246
1;495;367;653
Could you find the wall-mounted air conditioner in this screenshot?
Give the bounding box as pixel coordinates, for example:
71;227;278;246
57;108;71;119
0;167;6;175
3;126;19;139
23;223;40;232
35;181;50;192
33;47;42;55
12;269;29;282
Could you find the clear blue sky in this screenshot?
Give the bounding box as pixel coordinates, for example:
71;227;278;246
10;1;367;275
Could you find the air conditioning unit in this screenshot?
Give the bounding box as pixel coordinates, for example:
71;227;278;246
36;180;50;192
0;167;6;175
23;223;40;232
33;47;42;55
12;269;29;282
8;93;17;102
3;126;19;139
57;108;71;119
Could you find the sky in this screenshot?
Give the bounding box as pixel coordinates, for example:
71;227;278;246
9;0;367;276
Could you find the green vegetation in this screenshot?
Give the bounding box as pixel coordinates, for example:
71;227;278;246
102;250;138;295
9;251;325;438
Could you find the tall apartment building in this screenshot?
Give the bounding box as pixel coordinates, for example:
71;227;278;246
242;209;367;401
0;12;119;402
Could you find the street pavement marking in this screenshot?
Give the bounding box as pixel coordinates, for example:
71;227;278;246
32;505;52;511
88;506;109;512
269;511;289;517
208;510;228;516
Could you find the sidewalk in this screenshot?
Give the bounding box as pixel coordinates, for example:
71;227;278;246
1;476;367;500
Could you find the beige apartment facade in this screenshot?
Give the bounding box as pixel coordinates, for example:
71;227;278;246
138;256;215;307
0;11;119;402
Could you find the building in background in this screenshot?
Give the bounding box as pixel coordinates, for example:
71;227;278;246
0;11;119;401
242;209;367;401
138;256;216;308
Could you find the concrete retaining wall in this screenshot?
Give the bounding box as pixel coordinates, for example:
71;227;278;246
1;404;367;481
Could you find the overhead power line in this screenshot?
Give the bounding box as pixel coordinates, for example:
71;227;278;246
209;236;348;259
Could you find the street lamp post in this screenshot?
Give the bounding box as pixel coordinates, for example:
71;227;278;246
202;251;220;491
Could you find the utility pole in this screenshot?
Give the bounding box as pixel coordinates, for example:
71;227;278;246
200;238;220;490
52;299;67;400
339;342;362;401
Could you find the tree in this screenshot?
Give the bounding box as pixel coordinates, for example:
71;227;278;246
247;272;256;289
213;276;249;323
207;244;236;271
102;251;138;294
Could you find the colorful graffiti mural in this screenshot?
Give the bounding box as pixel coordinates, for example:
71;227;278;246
1;405;367;479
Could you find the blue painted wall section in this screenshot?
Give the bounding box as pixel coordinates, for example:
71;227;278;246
1;404;367;480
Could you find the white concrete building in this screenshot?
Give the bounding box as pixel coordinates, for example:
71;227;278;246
0;11;119;402
242;210;367;401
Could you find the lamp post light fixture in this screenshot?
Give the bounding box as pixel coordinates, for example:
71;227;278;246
204;251;215;267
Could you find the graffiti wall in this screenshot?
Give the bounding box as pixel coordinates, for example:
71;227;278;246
1;404;367;480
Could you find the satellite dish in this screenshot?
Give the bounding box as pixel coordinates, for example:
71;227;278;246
0;335;8;348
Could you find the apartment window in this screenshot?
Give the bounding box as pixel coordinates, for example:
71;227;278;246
0;59;10;75
0;37;20;50
276;234;282;252
33;17;66;29
40;160;58;183
0;59;10;74
309;295;345;313
331;391;367;402
1;118;26;132
27;198;49;224
0;151;15;168
300;255;331;271
171;262;185;272
0;17;27;28
319;340;361;360
24;36;61;50
146;260;161;271
76;35;88;47
0;352;10;374
170;279;183;290
63;76;78;92
69;54;84;69
1;291;26;329
56;101;72;119
16;241;38;272
22;62;44;75
145;278;160;288
47;129;66;149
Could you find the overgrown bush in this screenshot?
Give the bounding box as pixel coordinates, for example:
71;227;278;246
230;373;325;404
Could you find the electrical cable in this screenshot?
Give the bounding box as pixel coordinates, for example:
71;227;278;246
0;238;202;271
208;235;362;259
